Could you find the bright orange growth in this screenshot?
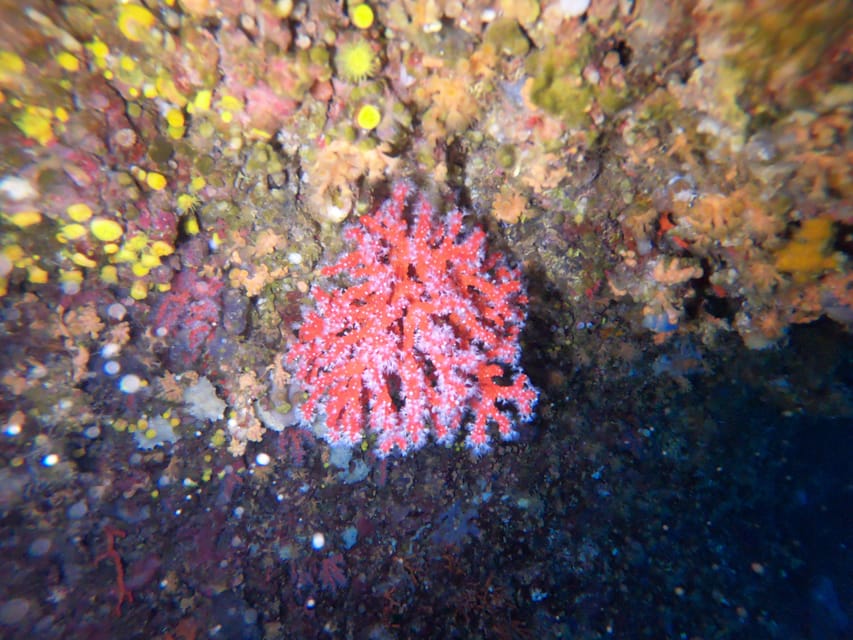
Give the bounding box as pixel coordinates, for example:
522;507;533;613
774;217;839;282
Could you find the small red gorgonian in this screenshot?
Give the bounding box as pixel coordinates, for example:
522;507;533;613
288;181;537;456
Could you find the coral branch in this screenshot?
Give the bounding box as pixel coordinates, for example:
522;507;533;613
95;525;134;616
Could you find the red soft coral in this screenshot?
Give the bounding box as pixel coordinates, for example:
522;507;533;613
288;181;537;456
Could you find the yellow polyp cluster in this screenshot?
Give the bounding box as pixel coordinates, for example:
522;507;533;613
115;55;144;92
113;233;148;263
133;253;161;276
334;39;379;84
129;417;146;434
774;217;841;282
0;50;23;70
67;203;93;222
356;104;381;130
217;94;243;124
166;123;185;140
85;39;110;70
132;166;169;191
103;230;175;294
52;211;132;276
0;50;25;87
187;89;212;114
100;265;118;283
2;245;24;267
0;242;52;292
351;3;375;30
210;428;226;448
117;4;157;43
90;218;124;242
130;280;149;300
57;223;86;242
184;215;200;235
6;210;42;228
219;95;243;111
176;193;201;214
176;179;206;216
86;40;108;59
166;108;184;128
130;257;151;274
28;265;49;284
60;269;83;286
165;107;186;139
151;240;174;257
71;252;97;268
147;172;167;191
84;29;189;115
55;51;80;72
154;71;186;107
13;106;56;145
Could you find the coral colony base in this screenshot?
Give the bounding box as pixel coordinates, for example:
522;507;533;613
288;182;538;456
